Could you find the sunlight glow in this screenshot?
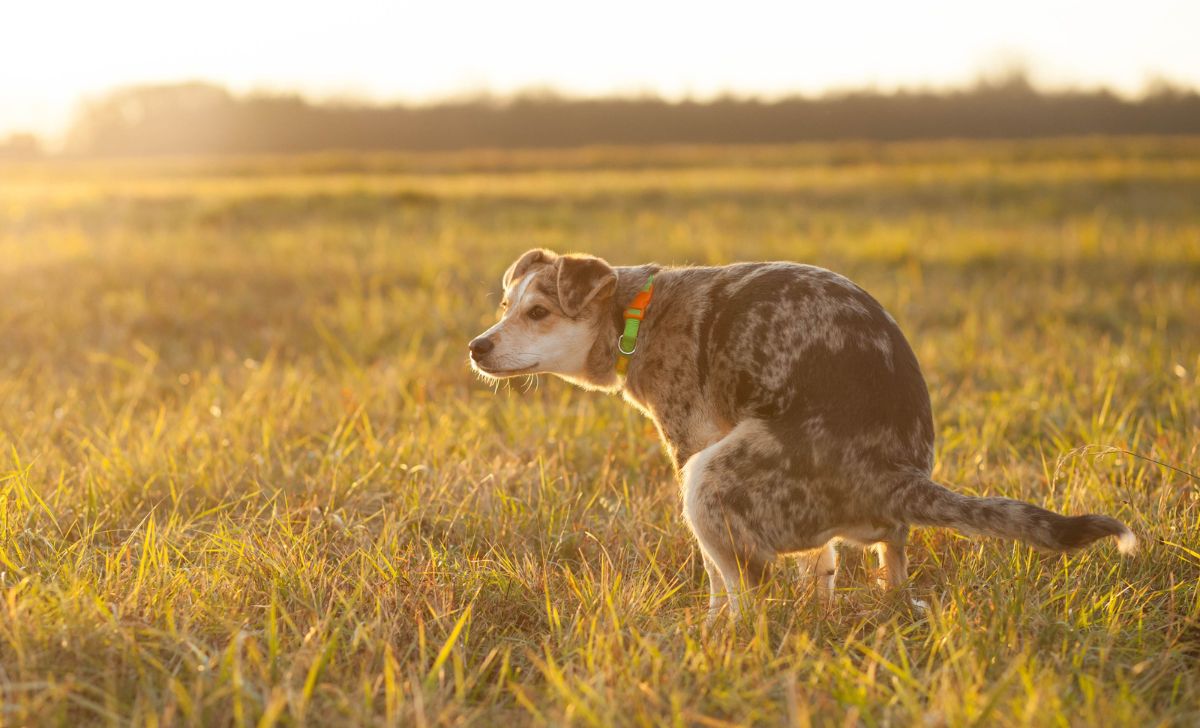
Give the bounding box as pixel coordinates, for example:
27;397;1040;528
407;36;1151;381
3;0;1198;137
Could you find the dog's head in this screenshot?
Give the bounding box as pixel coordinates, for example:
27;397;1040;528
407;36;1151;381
469;248;617;385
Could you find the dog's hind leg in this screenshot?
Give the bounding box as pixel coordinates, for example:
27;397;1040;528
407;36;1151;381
872;524;927;610
798;542;838;601
814;541;838;599
872;524;908;589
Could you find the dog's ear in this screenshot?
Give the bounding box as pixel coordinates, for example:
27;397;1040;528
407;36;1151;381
556;254;616;317
503;248;557;289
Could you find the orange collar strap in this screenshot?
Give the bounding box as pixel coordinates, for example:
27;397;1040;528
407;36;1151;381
615;275;654;376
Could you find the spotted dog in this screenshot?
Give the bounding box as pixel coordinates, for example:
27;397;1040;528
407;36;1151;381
469;249;1137;621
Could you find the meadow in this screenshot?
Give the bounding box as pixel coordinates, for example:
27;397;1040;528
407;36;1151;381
1;137;1199;726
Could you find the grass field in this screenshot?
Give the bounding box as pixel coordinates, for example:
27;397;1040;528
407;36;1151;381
2;138;1199;726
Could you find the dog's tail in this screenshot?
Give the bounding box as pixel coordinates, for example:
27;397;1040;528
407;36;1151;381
891;475;1136;554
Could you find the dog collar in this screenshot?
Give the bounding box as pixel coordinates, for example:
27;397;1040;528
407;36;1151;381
616;275;654;375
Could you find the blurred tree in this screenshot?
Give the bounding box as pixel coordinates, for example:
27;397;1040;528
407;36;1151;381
63;76;1200;157
0;132;43;159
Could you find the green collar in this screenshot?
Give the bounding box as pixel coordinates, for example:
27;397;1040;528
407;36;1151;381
616;275;654;375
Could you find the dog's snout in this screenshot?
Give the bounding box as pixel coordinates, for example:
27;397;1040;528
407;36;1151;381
469;337;495;359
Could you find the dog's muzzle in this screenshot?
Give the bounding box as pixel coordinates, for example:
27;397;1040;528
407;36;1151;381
468;337;494;361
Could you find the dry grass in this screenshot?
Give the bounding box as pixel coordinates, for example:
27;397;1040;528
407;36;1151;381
1;138;1198;726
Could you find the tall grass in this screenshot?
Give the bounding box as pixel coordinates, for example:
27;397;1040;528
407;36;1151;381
1;138;1198;725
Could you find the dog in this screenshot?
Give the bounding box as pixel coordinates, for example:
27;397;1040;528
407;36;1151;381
469;249;1137;620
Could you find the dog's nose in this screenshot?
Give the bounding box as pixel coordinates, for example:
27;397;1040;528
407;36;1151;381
469;337;494;359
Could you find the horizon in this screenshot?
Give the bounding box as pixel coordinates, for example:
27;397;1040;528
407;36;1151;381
5;0;1198;140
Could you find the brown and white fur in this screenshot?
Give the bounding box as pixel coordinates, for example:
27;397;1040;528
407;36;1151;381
469;249;1137;621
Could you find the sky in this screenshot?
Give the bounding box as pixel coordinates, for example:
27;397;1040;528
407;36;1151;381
2;0;1198;139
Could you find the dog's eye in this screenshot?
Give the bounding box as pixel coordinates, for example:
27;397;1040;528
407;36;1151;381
527;305;550;321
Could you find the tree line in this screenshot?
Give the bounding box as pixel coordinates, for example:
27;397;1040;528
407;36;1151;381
63;76;1200;156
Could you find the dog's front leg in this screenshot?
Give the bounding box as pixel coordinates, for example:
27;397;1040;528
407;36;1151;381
700;551;729;619
679;422;776;624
